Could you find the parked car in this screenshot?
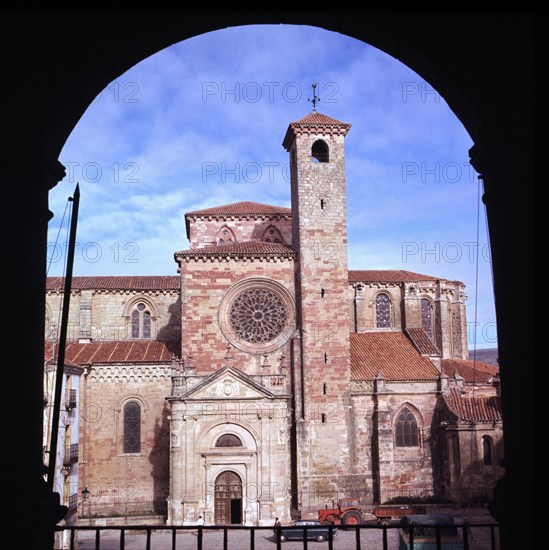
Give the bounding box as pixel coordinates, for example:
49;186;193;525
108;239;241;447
278;520;337;542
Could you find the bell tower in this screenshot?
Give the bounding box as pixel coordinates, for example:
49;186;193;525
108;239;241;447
283;104;359;513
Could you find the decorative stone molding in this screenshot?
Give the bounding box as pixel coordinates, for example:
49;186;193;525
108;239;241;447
218;277;296;355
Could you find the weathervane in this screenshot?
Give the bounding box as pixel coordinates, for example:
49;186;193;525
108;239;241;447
308;83;320;112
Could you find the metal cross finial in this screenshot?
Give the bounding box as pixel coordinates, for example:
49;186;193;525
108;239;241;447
308;83;320;112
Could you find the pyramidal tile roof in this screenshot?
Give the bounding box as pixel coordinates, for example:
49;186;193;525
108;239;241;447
350;332;440;381
441;358;499;384
283;110;351;150
185;201;291;217
443;387;502;422
291;111;351;126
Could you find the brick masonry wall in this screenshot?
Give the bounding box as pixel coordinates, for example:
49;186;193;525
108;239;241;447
188;216;293;248
45;290;181;341
180;258;295;376
79;364;172;516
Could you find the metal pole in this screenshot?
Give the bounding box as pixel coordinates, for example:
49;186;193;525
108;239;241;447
47;184;80;489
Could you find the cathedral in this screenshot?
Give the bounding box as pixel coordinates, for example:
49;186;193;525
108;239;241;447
44;110;503;526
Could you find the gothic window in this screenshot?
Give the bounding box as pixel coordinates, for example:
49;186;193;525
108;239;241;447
375;293;392;328
482;436;493;465
311;139;329;163
123;401;141;453
215;434;243;447
262;225;283;243
216;225;236;245
395;407;419;447
131;302;151;338
421;298;433;339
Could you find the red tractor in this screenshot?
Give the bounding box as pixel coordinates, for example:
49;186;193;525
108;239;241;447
318;497;363;526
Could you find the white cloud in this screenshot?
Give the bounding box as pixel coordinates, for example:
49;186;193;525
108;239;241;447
47;24;496;348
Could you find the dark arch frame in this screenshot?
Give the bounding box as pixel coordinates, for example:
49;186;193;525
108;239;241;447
6;12;534;550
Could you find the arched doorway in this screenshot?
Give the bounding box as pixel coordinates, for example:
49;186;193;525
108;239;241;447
214;471;243;525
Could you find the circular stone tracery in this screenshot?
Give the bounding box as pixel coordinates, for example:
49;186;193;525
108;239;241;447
229;288;287;343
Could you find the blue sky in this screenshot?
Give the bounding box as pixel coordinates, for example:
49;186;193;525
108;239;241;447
46;24;497;350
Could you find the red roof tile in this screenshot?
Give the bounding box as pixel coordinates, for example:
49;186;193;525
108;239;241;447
291;111;351;126
444;387;502;422
185;201;291;217
441;358;499;384
283;111;351;150
405;328;440;355
348;270;442;283
44;340;179;364
175;241;296;260
46;276;179;291
350;332;440;381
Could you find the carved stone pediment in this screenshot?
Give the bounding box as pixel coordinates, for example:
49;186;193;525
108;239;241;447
175;366;284;401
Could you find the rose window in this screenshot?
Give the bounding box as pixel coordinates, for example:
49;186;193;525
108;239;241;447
229;288;288;343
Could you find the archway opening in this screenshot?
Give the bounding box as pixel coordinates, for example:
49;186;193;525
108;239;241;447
214;471;243;525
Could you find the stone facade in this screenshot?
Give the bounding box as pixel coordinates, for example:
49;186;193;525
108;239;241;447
44;110;503;526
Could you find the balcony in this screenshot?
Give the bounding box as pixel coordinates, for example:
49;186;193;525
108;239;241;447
65;389;77;410
66;493;78;516
63;443;78;466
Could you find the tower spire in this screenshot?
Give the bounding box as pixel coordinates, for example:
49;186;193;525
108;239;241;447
308;83;320;112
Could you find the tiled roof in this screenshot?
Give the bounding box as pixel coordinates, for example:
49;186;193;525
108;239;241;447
46;276;179;291
348;270;442;283
185;201;291;217
444;387;502;422
44;340;179;364
283;111;351;150
405;328;440;355
291;111;351;126
175;241;296;260
441;358;499;384
350;332;440;381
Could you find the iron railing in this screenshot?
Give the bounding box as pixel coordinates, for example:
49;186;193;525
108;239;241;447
55;522;500;550
65;388;77;409
63;443;78;465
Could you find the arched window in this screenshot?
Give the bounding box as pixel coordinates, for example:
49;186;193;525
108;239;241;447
395;407;419;447
131;302;151;338
311;139;329;162
482;436;493;465
215;434;243;447
262;225;283;243
216;225;236;245
123;401;141;453
375;293;392;328
421;298;433;339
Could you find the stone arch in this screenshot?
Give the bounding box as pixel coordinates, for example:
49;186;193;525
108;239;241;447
216;225;236;245
9;13;535;547
262;224;283;243
374;291;393;329
117;395;148;455
311;139;329;162
392;403;423;448
123;295;158;339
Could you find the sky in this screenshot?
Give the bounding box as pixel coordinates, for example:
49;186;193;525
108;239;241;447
46;24;497;350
